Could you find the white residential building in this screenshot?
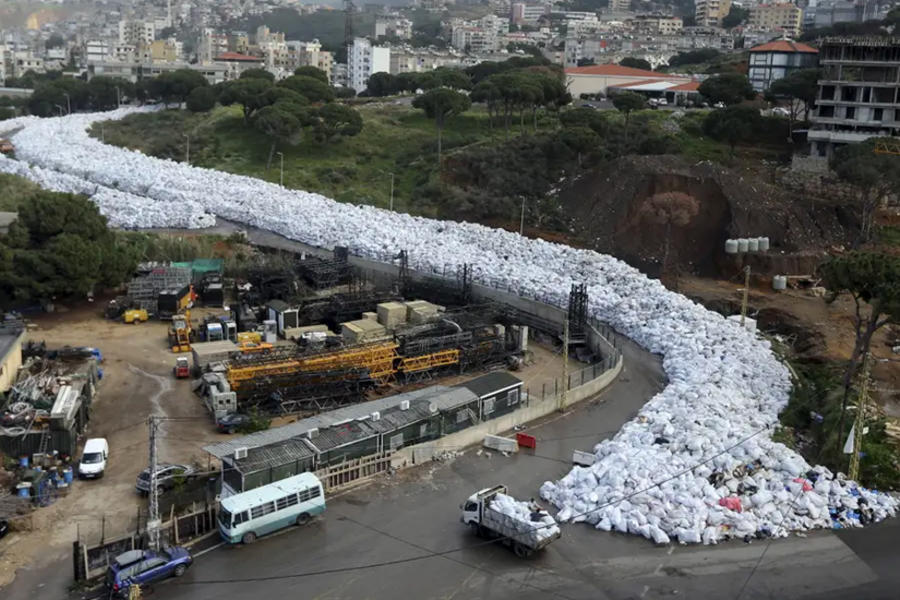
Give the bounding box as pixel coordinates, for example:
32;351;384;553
375;17;413;40
510;2;551;26
348;37;390;93
695;0;732;27
118;20;155;46
451;25;499;53
85;40;110;64
0;46;6;83
390;47;465;74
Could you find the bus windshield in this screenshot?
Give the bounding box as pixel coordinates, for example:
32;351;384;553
219;507;232;527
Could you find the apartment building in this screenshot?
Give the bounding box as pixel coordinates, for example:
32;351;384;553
632;14;684;36
348;37;390;93
808;36;900;158
695;0;732;27
749;3;803;38
286;40;334;80
510;2;551;26
375;17;413;40
390;47;464;74
118;20;155;46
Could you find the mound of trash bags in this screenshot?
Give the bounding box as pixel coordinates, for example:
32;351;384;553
4;109;896;545
491;493;561;542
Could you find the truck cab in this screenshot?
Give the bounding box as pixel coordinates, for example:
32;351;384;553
460;484;507;527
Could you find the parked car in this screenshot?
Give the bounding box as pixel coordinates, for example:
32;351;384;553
657;98;668;106
105;546;192;597
771;107;790;117
0;519;9;540
217;413;250;434
78;438;109;479
135;463;196;495
713;101;725;109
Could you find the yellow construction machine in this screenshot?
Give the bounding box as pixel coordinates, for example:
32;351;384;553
168;309;194;353
123;308;149;324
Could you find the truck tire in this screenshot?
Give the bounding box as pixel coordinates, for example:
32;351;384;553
469;522;482;538
513;542;532;559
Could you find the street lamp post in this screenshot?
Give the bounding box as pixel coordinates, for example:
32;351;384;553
54;104;64;117
519;197;526;236
183;133;190;164
63;92;71;115
276;152;284;186
388;172;394;211
115;86;121;108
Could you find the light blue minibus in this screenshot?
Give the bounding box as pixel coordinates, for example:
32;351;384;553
218;472;325;544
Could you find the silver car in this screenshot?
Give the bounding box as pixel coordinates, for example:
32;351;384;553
135;463;196;495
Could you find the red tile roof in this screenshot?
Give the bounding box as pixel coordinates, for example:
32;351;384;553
668;81;701;92
749;40;818;53
216;52;264;62
565;64;687;78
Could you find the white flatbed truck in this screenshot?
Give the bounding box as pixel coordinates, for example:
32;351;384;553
460;484;561;558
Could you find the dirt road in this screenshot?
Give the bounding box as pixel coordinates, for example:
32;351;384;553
0;300;227;588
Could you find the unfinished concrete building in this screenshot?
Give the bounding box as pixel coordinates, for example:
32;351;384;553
808;36;900;158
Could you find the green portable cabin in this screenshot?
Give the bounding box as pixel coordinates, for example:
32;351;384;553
361;400;440;452
303;420;380;467
429;387;482;436
457;372;524;421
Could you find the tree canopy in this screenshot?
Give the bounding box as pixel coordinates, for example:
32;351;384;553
218;77;277;122
831;138;900;243
279;75;335;103
768;69;821;120
668;49;721;68
619;57;652;71
818;251;900;452
186;86;217;113
293;66;329;83
698;72;756;105
312;103;363;142
611;91;646;125
702;105;762;153
413;87;471;163
240;68;275;82
722;6;750;28
0;184;138;304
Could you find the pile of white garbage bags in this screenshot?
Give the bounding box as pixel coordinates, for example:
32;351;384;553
491;493;561;542
3;109;896;545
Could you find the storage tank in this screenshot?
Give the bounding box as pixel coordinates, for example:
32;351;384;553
748;238;759;252
773;275;787;291
758;237;770;252
737;239;749;253
724;239;738;254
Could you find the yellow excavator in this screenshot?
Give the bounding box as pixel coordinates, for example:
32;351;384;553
168;309;194;353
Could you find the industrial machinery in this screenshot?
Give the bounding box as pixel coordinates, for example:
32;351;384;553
168;310;194;353
123;309;149;324
173;357;190;379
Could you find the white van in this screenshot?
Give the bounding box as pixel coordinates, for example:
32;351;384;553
79;438;109;479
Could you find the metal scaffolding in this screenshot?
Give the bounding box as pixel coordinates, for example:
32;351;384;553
126;266;192;313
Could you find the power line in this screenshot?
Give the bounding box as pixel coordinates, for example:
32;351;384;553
175;425;771;587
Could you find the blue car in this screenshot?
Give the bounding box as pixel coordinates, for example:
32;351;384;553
106;546;192;597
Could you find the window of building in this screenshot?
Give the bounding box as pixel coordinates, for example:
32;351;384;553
841;87;857;101
845;106;855;120
507;389;520;406
819;105;834;118
482;398;495;416
873;108;883;121
389;433;404;450
862;87;871;103
419;423;428;440
456;409;468;424
820;85;835;100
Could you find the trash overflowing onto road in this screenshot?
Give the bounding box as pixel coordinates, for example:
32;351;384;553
3;108;897;544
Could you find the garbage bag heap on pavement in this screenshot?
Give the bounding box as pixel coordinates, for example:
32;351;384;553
1;109;896;545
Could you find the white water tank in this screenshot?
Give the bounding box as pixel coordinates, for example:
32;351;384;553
758;237;770;252
748;238;759;252
737;239;749;253
724;239;739;254
773;275;787;291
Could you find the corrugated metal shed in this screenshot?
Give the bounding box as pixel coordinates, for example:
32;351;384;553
204;385;467;459
362;401;434;434
304;419;378;453
457;372;523;399
231;438;315;474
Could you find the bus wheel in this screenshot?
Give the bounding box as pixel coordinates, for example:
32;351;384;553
242;532;257;544
296;513;311;526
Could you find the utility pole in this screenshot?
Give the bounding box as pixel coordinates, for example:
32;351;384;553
740;265;751;328
519;198;526;236
277;151;284;186
147;416;161;551
115;86;121;108
64;92;71;115
183;133;190;164
848;354;871;481
388;172;394;211
559;318;569;412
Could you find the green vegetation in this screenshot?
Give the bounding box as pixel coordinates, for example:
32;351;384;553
703;105;762;154
778;362;899;490
664;50;747;76
877;226;900;247
0;179;139;305
698;73;756;105
831;139;900;243
619;57;652;71
722;5;750;29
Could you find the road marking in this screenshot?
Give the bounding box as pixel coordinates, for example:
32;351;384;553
193;542;224;557
639;585;650;598
668;546;675;555
653;563;663;575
